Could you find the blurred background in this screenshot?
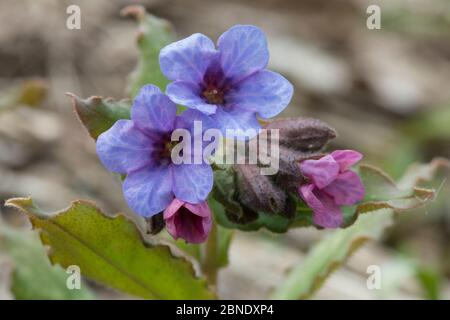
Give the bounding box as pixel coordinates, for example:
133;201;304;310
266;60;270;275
0;0;450;299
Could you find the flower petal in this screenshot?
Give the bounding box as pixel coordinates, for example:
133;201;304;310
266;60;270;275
185;202;212;243
209;106;261;139
176;108;217;131
217;25;269;83
163;198;185;220
184;201;212;218
96;120;153;174
331;150;363;172
131;84;177;134
299;184;343;228
171;109;219;163
166;81;217;115
159;33;218;83
323;171;365;205
300;155;340;189
123;165;174;217
226;70;293;119
164;201;212;243
172;163;213;203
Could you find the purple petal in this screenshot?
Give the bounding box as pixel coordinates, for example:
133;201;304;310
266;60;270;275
331;150;363;172
172;163;213;203
209;106;261;139
131;84;177;134
176;108;217;131
300;155;340;189
174;109;219;160
96;120;153;174
159;33;218;83
166;81;217;115
226;70;293;119
299;184;343;228
217;25;269;83
123;165;174;217
323;171;365;205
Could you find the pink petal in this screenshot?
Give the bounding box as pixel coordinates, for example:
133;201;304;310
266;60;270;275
185;201;212;241
163;200;212;243
331;150;363;172
184;201;212;218
163;198;185;220
299;184;343;228
323;171;365;205
299;155;339;189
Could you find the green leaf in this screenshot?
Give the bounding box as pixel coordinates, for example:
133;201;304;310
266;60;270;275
67;93;131;140
272;210;393;299
5;197;215;300
341;164;440;226
122;5;176;98
271;158;448;299
416;265;442;300
0;223;94;300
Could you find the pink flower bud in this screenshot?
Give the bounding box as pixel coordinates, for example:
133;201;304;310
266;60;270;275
299;150;365;228
163;198;212;243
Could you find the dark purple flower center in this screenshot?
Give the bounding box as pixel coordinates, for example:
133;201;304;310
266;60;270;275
203;85;225;105
153;134;181;165
201;63;230;105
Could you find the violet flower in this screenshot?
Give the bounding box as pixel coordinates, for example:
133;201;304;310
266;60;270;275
298;150;365;228
164;198;212;243
159;25;293;135
96;84;213;217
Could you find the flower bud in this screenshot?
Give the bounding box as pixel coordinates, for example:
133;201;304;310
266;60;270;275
234;164;292;216
163;198;212;243
265;117;336;152
266;117;336;191
213;117;337;230
145;213;165;235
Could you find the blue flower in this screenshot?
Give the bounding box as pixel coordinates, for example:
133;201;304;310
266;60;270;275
96;85;213;217
159;25;294;135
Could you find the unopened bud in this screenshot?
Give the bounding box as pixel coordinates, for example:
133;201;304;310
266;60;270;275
145;213;165;235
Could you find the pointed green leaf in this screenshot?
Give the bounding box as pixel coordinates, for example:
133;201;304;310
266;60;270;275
342;161;449;226
0;222;94;300
122;5;176;98
68;93;131;140
272;210;393;300
416;265;442;300
5;198;215;300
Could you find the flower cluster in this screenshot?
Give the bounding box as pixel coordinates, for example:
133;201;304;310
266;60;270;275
219;119;364;230
96;25;293;243
96;24;365;242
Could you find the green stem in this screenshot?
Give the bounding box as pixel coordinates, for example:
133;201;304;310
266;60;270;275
202;222;218;287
